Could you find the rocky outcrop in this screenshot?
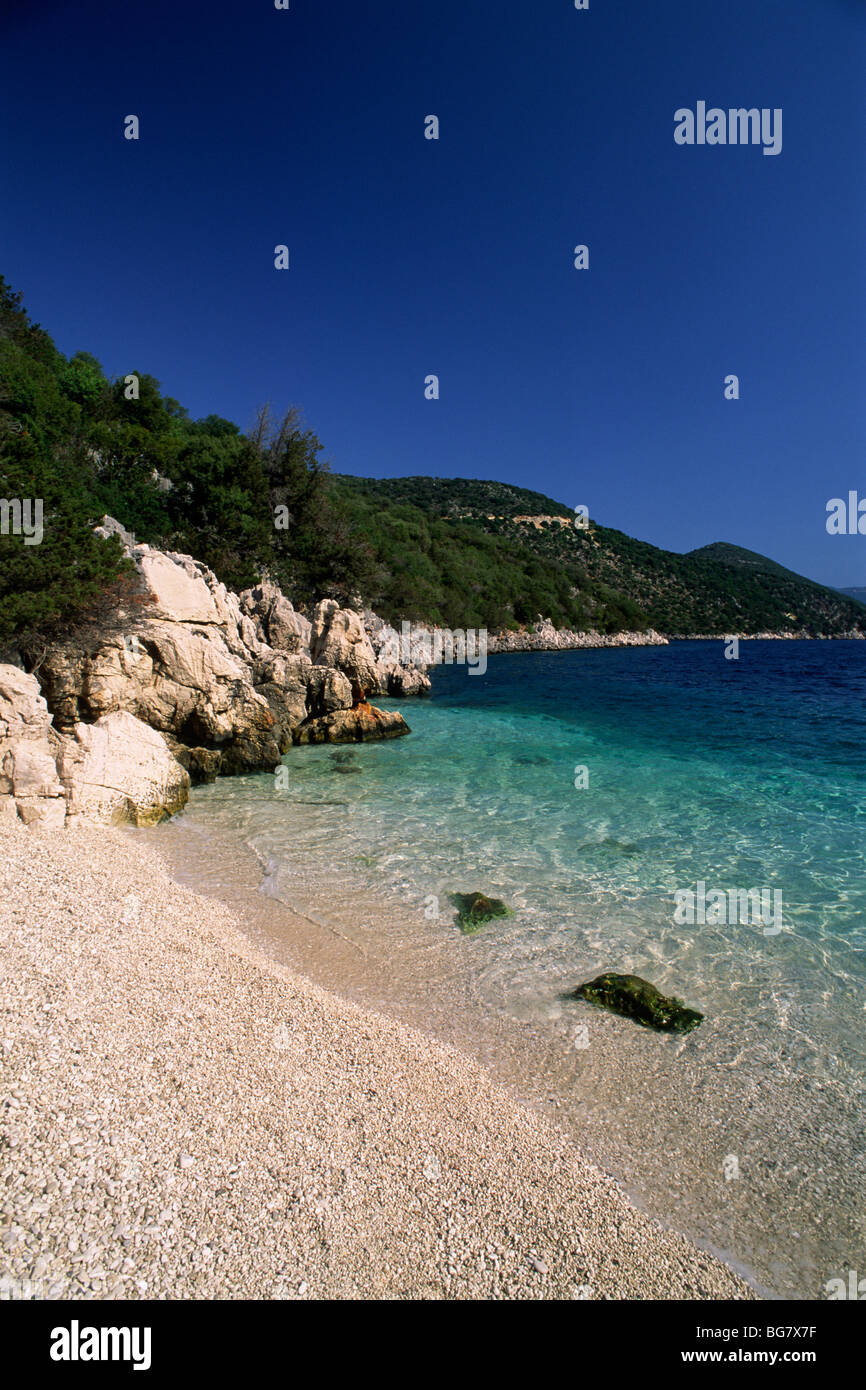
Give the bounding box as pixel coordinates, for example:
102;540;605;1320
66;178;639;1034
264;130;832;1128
0;667;67;828
310;600;381;704
59;711;189;826
0;666;188;827
305;666;354;717
293;702;410;745
4;518;429;824
363;612;668;675
240;579;311;654
364;613;433;695
32;521;425;792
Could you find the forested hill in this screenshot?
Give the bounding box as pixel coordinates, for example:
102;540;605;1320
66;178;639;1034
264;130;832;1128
1;273;863;653
331;475;866;637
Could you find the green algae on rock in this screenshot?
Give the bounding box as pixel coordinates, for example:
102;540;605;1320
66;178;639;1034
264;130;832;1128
451;892;512;935
567;972;704;1035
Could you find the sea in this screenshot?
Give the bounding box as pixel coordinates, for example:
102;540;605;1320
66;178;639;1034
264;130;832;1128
147;639;866;1299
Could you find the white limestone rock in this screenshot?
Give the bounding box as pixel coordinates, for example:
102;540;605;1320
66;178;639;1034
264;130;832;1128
59;711;190;826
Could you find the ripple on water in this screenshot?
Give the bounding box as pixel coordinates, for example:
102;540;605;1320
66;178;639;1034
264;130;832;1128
149;642;866;1298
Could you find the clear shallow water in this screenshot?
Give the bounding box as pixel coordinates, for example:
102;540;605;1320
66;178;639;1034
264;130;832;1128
151;641;866;1299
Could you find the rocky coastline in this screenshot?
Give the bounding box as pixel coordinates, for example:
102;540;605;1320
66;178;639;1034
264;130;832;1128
0;518;430;829
5;523;863;832
487;623;669;653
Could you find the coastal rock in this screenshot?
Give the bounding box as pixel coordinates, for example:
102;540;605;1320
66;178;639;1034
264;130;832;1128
59;711;190;827
567;972;703;1035
311;600;380;703
386;664;431;696
305;666;354;717
452;891;512;935
293;702;410;745
488;625;669;654
364;612;433;696
38;626;283;777
0;666;67;827
251;651;314;751
240;580;311;654
15;520;431;816
0;664;190;827
137;550;220;624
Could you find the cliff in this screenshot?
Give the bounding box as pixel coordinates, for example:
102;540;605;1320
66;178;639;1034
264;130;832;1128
0;519;428;828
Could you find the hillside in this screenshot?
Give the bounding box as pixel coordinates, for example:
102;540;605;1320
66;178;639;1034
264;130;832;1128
2;274;863;651
332;476;866;638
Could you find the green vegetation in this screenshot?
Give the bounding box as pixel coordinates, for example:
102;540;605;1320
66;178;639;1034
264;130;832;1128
0;277;372;655
331;475;866;637
2;276;862;655
330;475;645;632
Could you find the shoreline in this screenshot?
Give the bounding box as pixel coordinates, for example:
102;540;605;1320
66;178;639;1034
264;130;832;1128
0;818;755;1301
483;629;864;656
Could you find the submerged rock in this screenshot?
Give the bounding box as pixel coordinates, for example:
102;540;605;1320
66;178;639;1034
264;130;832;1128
567;972;703;1035
451;891;512;935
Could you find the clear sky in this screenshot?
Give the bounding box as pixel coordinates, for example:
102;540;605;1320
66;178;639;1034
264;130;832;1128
1;0;864;587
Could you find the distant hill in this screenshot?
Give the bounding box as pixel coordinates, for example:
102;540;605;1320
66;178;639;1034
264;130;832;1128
3;270;862;651
838;587;866;607
332;476;866;638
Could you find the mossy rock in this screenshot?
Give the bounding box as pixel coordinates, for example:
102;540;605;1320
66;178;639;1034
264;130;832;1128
451;891;512;935
565;972;704;1035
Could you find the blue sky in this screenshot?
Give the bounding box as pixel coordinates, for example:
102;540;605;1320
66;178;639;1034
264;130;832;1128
1;0;864;587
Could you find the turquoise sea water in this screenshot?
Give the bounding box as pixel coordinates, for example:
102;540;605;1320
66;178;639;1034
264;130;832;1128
153;640;866;1298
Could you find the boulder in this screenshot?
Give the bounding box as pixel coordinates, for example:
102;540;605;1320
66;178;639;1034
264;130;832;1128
293;702;410;745
305;666;354;717
0;667;190;828
451;891;512;935
240;580;311;654
0;666;67;827
311;600;380;703
59;711;190;826
566;972;703;1034
137;550;220;624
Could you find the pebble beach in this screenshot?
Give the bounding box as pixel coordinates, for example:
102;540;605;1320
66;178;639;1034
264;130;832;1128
0;820;754;1301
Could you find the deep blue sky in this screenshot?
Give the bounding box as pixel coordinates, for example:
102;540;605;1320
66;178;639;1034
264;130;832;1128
1;0;864;587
